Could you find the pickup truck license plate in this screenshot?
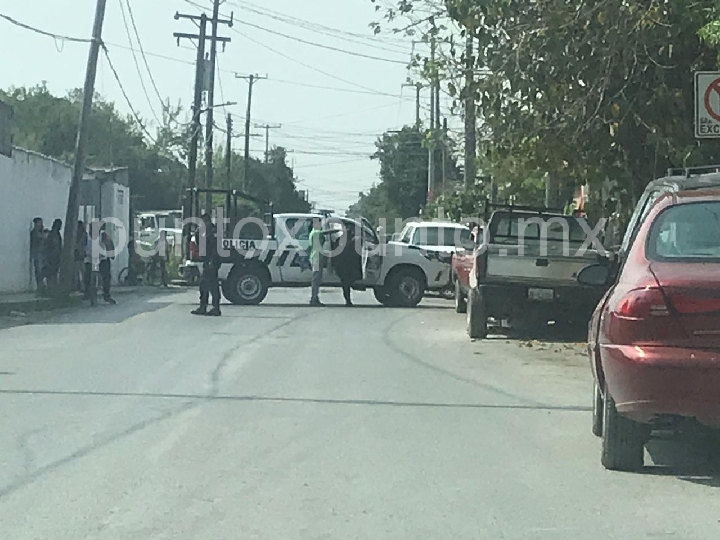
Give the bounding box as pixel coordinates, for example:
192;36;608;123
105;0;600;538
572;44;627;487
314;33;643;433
528;288;554;301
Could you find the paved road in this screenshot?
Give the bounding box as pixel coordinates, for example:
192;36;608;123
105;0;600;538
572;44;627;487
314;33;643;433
0;289;718;539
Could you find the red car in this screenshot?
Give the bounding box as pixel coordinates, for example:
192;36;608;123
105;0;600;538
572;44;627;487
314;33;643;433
581;188;720;471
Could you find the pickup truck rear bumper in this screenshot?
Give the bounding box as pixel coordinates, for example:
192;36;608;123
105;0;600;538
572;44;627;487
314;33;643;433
480;282;604;322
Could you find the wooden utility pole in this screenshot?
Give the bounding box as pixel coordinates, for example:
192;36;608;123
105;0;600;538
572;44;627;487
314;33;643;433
204;0;221;211
427;35;437;200
255;123;281;162
174;12;207;189
464;34;477;190
236;74;267;189
174;5;231;203
60;0;108;293
225;113;233;185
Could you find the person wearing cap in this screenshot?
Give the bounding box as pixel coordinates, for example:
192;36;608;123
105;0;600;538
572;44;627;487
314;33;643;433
192;213;221;316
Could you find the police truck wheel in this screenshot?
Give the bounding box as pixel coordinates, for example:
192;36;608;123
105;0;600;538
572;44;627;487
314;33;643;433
455;278;467;314
387;268;425;308
467;287;488;339
223;267;269;305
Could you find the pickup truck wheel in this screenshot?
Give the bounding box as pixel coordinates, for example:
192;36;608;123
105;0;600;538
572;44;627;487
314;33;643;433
387;268;425;308
592;381;603;437
223;266;269;306
455;278;467;314
373;286;392;306
601;384;646;471
467;287;488;339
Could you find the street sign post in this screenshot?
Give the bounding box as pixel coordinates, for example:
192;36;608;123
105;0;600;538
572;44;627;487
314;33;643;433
695;71;720;138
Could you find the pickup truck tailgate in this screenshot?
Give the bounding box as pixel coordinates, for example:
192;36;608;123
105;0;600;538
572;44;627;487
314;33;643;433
485;244;597;287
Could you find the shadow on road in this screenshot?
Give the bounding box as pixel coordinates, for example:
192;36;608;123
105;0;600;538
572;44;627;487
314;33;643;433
2;294;175;327
0;387;591;413
643;435;720;487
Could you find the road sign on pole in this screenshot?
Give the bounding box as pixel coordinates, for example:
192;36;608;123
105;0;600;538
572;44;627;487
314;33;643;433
695;71;720;138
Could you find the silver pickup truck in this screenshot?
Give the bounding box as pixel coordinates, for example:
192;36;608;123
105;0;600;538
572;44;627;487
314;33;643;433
466;209;606;338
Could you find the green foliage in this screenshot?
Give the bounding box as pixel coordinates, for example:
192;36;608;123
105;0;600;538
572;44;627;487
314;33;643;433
375;0;720;212
423;185;486;222
348;124;458;229
1;83;187;211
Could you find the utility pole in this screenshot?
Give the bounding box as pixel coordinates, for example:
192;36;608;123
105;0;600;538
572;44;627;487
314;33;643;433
174;3;232;209
225;113;232;186
255;123;282;162
236;74;267;190
442;117;448;195
427;35;437;200
174;12;207;189
464;33;477;190
60;0;107;293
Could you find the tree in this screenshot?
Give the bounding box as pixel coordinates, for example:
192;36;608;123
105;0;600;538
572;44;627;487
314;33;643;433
349;124;460;228
1;83;188;211
374;0;720;212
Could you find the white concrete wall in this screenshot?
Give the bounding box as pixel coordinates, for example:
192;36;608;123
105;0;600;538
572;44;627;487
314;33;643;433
0;148;72;293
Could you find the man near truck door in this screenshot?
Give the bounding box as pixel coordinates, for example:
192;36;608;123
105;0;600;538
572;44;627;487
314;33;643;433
192;213;221;317
308;218;326;307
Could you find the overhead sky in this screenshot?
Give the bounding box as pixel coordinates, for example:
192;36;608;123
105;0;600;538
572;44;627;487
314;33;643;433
0;0;456;212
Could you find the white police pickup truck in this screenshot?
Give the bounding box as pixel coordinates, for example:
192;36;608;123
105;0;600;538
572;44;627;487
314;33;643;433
186;213;452;307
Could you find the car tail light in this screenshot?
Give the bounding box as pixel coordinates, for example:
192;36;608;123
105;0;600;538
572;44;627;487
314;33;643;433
614;287;669;320
606;286;688;345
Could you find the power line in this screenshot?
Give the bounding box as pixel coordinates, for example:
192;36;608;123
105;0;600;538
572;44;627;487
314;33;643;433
0;13;92;43
232;18;409;65
188;0;411;64
284;100;414;126
227;0;411;47
123;0;167;112
102;45;157;144
117;0;161;124
98;41;405;99
232;29;399;97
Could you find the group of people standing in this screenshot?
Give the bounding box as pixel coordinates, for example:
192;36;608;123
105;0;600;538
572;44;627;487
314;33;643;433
29;217;64;293
30;217;116;305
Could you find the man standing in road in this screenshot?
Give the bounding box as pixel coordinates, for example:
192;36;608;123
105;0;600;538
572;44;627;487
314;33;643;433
192;213;221;317
308;218;326;307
